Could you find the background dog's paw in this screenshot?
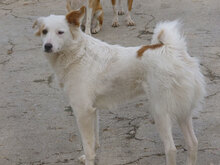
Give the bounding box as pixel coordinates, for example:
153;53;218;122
112;16;119;27
126;18;135;26
112;22;119;27
92;25;101;34
112;21;120;27
118;10;125;15
85;29;91;35
79;155;86;164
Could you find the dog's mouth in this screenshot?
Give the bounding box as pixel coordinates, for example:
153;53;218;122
44;49;53;53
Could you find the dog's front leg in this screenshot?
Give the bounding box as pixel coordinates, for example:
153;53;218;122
85;1;93;35
74;106;96;165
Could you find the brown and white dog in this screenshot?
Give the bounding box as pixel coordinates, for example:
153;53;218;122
66;0;103;35
66;0;135;35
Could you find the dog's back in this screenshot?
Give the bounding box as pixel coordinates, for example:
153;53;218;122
140;20;205;119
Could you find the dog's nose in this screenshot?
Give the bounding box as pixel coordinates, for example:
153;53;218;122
44;43;53;52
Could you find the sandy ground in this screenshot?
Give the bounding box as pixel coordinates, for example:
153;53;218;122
0;0;219;165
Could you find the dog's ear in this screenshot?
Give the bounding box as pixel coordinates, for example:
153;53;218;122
32;17;45;36
66;6;86;27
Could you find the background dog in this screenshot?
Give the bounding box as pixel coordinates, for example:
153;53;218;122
66;0;103;35
33;7;205;165
111;0;135;27
66;0;135;35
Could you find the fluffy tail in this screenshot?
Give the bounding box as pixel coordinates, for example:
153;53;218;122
151;20;187;50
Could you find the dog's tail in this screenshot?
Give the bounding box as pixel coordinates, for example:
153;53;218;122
151;20;186;50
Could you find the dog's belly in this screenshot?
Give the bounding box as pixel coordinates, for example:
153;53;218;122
94;72;146;110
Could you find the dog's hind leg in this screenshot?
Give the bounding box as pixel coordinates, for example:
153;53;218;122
91;10;103;34
126;0;135;26
153;112;177;165
111;0;119;27
179;117;198;165
95;110;100;150
118;0;124;15
85;0;93;35
75;107;96;165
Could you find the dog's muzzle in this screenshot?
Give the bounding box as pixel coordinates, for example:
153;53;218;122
44;43;53;53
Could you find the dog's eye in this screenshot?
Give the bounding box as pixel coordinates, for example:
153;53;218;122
42;29;48;35
58;31;64;35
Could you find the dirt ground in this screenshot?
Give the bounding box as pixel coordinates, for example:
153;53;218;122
0;0;219;165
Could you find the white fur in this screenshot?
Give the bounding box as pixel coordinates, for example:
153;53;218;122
34;16;205;165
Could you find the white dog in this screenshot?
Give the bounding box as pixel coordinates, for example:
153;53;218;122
33;7;205;165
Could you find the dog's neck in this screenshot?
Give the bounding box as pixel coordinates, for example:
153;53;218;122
46;32;85;66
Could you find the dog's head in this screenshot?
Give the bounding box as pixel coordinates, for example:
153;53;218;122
33;6;85;54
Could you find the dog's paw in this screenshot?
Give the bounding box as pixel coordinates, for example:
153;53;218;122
79;155;86;164
118;10;125;15
112;20;119;27
85;29;91;35
79;155;95;165
112;16;119;27
112;21;119;27
92;25;101;34
126;17;135;26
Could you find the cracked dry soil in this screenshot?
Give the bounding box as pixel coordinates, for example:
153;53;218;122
0;0;219;165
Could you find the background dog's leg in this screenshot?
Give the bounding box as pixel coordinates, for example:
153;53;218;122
154;113;177;165
179;117;198;165
75;107;96;165
111;0;119;27
118;0;124;15
95;110;100;150
91;10;103;34
126;0;135;26
85;1;93;35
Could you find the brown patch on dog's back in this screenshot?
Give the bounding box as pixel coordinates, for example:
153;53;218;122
137;43;163;58
66;6;86;27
